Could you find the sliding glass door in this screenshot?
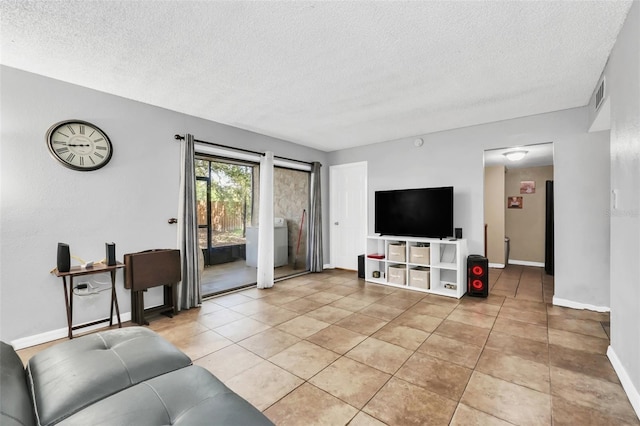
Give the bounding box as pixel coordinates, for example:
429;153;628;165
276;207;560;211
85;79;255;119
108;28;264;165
272;166;309;279
196;157;257;295
195;155;311;296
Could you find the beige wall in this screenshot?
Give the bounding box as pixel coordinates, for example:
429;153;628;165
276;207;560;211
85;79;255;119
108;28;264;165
505;166;554;263
484;165;506;265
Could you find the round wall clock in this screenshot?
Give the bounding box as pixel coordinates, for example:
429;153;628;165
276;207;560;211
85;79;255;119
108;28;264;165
46;120;113;171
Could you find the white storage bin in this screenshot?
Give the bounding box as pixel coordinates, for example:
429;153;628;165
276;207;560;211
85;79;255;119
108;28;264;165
409;267;430;289
388;243;406;262
388;264;406;285
409;245;430;264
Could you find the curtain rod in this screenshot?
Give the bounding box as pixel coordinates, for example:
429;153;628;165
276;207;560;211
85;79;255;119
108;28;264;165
174;134;316;166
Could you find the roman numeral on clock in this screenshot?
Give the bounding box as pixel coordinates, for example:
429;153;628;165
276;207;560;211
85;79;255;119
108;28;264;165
67;125;76;135
66;153;76;162
56;147;69;154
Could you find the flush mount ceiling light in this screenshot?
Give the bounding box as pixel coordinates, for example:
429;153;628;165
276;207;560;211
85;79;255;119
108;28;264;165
503;150;528;161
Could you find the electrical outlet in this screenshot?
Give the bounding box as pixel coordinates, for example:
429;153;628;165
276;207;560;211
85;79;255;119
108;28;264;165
75;283;89;294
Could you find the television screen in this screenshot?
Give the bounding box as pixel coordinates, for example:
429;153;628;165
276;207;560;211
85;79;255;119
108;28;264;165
375;186;454;238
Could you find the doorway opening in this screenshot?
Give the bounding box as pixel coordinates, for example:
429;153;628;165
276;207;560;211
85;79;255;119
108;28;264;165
483;142;554;303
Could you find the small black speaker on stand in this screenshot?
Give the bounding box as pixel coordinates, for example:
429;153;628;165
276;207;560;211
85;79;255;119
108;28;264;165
455;228;463;239
106;242;116;266
357;254;365;279
57;243;70;273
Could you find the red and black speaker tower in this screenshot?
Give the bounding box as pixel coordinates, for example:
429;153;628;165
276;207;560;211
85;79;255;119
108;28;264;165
467;255;488;297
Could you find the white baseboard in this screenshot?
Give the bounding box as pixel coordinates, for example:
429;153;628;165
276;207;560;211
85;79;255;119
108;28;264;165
508;259;545;267
552;297;610;313
489;263;506;269
607;346;640;420
323;264;334;269
11;312;132;350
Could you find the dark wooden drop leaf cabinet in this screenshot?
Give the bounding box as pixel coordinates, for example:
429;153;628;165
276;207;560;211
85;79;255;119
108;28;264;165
124;249;181;325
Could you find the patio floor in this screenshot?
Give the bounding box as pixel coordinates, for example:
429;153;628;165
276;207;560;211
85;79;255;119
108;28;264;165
201;260;304;296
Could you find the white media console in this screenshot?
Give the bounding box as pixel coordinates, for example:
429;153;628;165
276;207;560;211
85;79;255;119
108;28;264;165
365;235;468;298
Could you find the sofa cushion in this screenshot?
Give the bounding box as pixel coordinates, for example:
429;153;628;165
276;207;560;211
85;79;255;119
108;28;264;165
1;341;36;426
27;327;191;426
57;365;274;425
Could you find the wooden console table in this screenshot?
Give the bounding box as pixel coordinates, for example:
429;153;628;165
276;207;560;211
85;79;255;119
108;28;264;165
52;262;124;339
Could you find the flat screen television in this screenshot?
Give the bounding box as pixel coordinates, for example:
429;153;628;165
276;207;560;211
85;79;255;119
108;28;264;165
375;186;454;238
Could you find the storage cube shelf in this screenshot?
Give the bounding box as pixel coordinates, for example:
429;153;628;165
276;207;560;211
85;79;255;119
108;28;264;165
365;235;468;298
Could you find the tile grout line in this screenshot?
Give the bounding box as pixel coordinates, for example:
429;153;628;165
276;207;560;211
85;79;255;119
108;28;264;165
259;288;407;424
547;279;555;426
454;267;510;425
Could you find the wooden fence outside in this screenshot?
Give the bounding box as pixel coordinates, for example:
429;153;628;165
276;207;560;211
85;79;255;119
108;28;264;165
197;201;247;233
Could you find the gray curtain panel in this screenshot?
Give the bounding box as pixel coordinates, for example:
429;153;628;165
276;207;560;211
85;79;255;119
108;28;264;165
177;133;201;310
307;161;323;272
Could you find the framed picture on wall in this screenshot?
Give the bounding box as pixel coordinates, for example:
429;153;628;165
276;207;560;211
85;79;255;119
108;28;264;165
508;196;523;209
520;180;535;194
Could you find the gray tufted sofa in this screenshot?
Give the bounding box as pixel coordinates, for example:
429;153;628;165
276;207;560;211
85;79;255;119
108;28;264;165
1;327;273;425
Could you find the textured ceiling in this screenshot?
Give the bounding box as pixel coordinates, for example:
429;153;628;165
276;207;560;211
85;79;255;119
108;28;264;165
0;1;632;152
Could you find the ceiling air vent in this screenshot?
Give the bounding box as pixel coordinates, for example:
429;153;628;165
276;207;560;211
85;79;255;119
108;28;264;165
595;78;606;111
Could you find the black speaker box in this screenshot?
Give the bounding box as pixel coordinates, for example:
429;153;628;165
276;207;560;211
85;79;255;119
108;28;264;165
455;228;463;239
106;242;116;266
57;243;70;273
357;254;365;279
467;254;488;297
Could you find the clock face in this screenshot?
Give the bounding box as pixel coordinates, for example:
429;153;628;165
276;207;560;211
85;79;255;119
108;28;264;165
46;120;113;171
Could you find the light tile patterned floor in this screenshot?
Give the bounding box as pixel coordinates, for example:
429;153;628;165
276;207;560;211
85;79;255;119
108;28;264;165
17;266;639;425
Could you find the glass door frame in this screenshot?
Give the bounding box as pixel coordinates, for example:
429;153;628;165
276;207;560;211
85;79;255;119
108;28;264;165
196;175;212;265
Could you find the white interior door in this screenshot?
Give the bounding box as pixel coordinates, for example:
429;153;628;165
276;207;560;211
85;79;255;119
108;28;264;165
330;162;367;270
